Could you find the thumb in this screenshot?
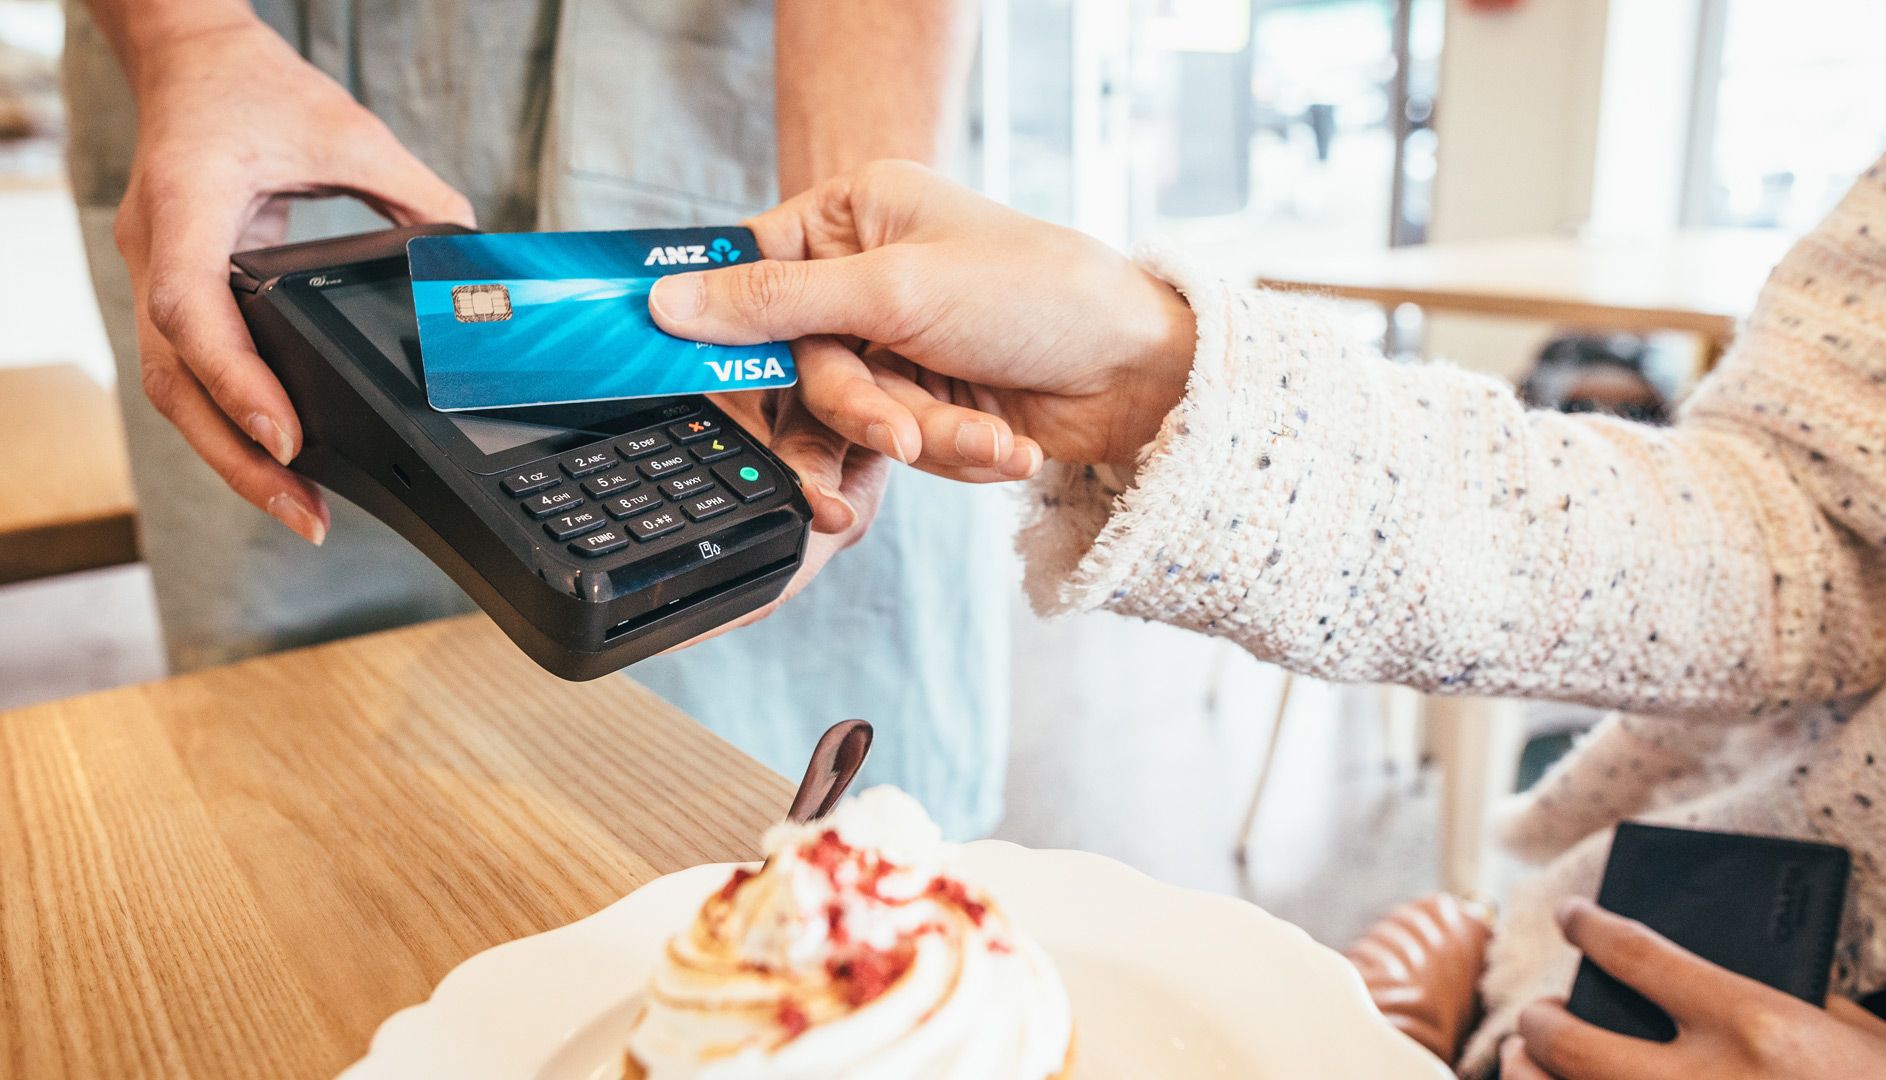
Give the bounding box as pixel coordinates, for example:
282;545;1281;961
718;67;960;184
342;124;477;228
649;251;913;348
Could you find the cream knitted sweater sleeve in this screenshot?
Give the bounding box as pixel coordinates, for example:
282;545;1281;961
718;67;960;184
1020;168;1886;720
1019;160;1886;1077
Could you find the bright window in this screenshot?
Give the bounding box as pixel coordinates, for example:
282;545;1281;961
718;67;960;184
1129;0;1444;268
1689;0;1886;229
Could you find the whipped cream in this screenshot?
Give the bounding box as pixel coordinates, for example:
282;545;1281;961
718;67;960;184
625;787;1072;1079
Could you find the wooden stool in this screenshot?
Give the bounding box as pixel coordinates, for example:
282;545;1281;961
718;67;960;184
0;364;138;584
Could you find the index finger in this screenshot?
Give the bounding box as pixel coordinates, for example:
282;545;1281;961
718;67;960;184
1557;898;1763;1022
791;336;923;466
142;204;303;466
768;388;885;537
741;186;817;263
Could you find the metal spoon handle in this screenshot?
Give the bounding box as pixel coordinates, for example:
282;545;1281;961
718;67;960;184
785;719;874;824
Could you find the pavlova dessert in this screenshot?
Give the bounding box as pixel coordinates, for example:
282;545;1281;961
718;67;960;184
623;786;1074;1078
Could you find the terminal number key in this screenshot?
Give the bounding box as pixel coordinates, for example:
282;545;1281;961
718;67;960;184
544;508;607;541
501;468;558;497
617;432;671;458
521;487;582;518
628;510;685;542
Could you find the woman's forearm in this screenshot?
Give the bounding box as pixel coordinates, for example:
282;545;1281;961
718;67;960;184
642;155;1884;717
1023;243;1886;719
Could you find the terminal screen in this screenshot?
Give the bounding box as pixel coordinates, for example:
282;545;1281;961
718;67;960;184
322;280;619;456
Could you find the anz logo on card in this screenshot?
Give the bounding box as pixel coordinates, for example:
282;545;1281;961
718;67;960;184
644;236;742;267
706;357;790;382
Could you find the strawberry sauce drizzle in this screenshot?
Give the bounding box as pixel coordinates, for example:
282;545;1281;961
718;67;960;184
715;867;755;904
828;941;917;1008
766;832;1005;1042
775;1000;810;1039
924;876;988;927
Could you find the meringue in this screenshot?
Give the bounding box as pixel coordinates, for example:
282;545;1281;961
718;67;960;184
624;787;1073;1079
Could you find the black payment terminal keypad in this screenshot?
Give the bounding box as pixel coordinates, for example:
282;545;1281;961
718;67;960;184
495;404;788;562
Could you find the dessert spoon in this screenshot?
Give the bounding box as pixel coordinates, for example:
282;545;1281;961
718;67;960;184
785;718;874;824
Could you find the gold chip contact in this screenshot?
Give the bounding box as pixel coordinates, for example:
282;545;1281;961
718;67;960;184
452;283;513;323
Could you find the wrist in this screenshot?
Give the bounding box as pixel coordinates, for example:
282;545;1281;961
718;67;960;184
118;7;265;94
1106;276;1197;470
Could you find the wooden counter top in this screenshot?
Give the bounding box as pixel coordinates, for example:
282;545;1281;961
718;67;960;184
0;615;791;1078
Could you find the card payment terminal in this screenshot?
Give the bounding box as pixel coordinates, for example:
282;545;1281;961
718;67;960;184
230;225;812;680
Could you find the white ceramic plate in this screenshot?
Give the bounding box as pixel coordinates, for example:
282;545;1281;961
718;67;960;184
341;842;1450;1080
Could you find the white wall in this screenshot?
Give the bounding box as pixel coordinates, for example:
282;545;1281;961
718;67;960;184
1423;0;1612;381
1430;0;1610;242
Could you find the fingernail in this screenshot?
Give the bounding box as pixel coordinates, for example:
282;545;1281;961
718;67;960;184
999;440;1040;479
649;273;705;323
247;412;295;466
266;493;327;546
955;421;1000;465
808;481;857;533
866;421;909;463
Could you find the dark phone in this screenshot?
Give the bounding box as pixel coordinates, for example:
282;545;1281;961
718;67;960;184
1566;822;1850;1042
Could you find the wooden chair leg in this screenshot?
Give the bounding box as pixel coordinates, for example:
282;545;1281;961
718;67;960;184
1427;696;1527;896
1233;670;1296;865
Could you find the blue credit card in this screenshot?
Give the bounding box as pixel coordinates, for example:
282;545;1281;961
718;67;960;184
407;227;796;412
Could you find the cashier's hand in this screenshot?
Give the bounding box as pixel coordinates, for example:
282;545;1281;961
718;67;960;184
648;160;1199;477
1499;899;1886;1080
112;16;475;545
682;388;889;646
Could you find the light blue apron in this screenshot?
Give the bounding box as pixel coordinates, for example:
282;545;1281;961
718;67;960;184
63;0;1010;837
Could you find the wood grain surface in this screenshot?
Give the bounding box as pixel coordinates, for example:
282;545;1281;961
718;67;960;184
1254;229;1790;360
0;615;791;1079
0;363;138;584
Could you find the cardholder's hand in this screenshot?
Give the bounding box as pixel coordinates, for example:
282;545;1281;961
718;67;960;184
648;160;1196;475
1504;898;1886;1080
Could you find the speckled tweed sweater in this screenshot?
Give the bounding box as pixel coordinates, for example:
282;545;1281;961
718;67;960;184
1019;157;1886;1076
